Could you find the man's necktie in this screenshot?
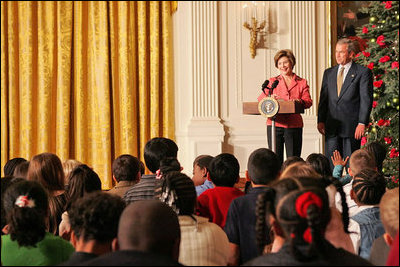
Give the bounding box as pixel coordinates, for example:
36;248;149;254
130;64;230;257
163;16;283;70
337;66;344;97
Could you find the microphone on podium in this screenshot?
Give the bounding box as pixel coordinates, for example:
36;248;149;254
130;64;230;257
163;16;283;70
269;80;279;95
261;80;269;96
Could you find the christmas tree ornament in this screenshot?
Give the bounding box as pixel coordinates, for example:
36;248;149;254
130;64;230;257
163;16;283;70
370;38;376;43
393;97;399;104
373;92;379;99
369;16;377;23
386;101;392;107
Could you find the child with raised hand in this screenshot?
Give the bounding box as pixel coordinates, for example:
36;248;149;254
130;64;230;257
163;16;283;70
1;180;74;266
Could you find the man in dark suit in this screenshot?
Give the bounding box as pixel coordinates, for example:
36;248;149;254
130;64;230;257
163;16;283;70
318;38;373;170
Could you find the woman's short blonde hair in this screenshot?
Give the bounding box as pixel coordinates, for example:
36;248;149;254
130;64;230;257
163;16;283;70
274;49;296;68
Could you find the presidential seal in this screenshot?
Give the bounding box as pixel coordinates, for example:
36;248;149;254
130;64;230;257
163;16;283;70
258;97;279;118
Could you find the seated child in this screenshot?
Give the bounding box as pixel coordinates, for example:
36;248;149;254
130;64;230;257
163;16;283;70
196;153;244;228
192;155;214;196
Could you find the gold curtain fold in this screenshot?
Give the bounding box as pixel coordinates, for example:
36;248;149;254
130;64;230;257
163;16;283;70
1;1;175;189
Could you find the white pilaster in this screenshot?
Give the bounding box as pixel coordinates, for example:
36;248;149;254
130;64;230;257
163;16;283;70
174;1;224;174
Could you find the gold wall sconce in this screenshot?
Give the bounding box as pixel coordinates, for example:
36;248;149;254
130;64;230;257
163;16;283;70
243;2;267;58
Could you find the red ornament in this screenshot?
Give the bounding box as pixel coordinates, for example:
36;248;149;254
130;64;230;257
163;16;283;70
372;25;376;28
362;27;368;34
368;62;374;70
361;136;367;147
373;80;383;88
362;51;371;57
377;35;386;47
377;119;390;127
390;148;399;158
385;1;392;9
372;101;378;108
384;137;392;145
379;56;391;63
392;62;399;69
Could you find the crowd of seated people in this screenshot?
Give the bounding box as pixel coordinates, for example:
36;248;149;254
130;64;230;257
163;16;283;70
1;137;399;266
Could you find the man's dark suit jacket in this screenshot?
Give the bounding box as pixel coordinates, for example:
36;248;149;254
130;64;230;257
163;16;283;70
318;62;373;137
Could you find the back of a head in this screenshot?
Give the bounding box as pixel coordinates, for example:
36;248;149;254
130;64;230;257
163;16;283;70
3;180;48;247
118;200;180;260
62;159;83;185
380;187;399;238
306;153;332;178
280;162;321;180
364;141;387;172
68;191;126;243
65;164;102;210
349;149;376;175
156;171;197;215
159;157;181;175
281;156;305;172
112;154;140;183
209;153;240;187
12;161;30;179
248;148;281;185
1;177;25;231
352;169;387;205
193;155;214;170
144;137;178;173
26;153;65;191
4;158;28;177
256;177;330;261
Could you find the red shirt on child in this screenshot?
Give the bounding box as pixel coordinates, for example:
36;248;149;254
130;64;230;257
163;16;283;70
196;186;244;228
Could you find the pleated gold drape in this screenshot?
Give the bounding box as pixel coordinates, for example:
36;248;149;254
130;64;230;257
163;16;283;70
1;1;175;189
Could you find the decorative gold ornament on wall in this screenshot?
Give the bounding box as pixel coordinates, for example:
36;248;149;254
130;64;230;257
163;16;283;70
243;2;267;58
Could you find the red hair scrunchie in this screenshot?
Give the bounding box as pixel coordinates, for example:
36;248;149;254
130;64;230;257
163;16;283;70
295;192;323;244
295;191;323;218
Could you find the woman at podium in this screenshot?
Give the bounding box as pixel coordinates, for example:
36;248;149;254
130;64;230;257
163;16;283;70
257;49;312;165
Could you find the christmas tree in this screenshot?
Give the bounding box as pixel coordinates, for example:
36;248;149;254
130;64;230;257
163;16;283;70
354;1;399;188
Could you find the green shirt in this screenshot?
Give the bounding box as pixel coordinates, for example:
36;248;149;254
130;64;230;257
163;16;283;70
1;232;74;266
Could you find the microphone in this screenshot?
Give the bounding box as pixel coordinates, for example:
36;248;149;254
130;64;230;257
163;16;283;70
271;80;279;89
261;80;269;96
269;80;279;95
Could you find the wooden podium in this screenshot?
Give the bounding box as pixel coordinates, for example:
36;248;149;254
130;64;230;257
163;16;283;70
242;100;304;115
242;100;304;152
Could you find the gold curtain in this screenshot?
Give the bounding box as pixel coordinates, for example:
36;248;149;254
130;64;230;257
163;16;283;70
1;1;175;189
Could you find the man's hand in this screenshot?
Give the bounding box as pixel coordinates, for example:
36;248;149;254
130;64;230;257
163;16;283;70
317;122;325;135
331;150;349;167
354;124;366;140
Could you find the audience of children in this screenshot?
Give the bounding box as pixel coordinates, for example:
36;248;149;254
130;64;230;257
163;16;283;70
196;153;245;228
1;180;74;265
192;155;214;196
1;139;397;266
246;177;372;266
82;200;182;266
156;170;230;266
60;191;125;265
225;148;281;265
108;154;141;198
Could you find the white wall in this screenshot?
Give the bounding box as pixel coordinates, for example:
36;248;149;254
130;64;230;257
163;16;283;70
173;1;330;177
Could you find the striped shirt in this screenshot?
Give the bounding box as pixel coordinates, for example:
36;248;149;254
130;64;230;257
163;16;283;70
123;174;159;204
